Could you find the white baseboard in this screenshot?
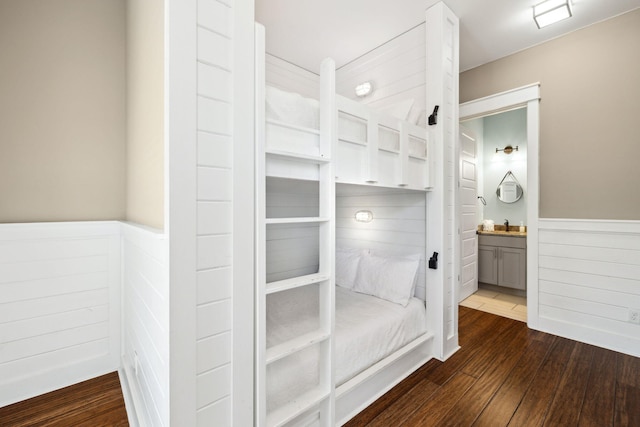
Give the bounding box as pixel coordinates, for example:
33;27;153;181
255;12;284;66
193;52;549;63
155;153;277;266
119;367;141;427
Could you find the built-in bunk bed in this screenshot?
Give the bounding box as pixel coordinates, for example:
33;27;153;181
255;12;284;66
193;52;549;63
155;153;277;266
255;24;437;427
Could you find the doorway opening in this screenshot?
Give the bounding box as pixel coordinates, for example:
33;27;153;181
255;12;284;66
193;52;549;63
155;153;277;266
457;84;541;327
460;108;528;322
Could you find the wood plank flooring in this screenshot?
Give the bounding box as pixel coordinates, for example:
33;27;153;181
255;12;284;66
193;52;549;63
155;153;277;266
346;306;640;427
0;372;128;427
2;310;639;426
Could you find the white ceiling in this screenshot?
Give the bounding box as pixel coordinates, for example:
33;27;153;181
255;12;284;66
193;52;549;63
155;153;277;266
256;0;640;73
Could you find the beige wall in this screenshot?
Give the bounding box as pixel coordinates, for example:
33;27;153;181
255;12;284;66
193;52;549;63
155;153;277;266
0;0;126;223
460;9;640;220
126;0;165;230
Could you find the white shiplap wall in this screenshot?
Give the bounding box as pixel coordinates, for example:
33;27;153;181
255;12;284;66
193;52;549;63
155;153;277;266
266;178;320;283
0;222;121;407
336;24;426;125
195;0;235;424
121;223;169;426
265;53;319;99
336;184;427;300
537;219;640;358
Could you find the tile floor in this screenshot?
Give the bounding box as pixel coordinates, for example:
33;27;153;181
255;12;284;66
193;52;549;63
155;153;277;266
459;287;527;322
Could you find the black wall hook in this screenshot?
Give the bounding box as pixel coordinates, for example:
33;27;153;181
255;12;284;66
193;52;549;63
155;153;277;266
428;252;439;269
428;105;439;126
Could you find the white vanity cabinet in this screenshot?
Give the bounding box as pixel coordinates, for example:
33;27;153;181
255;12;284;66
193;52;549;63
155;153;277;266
478;234;526;291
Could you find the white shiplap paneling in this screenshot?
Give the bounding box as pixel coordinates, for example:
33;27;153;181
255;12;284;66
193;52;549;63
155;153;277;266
0;222;121;407
537;219;640;358
266;53;319;100
336;24;426;125
265;177;320;283
121;223;169;427
195;0;235;423
336;184;427;300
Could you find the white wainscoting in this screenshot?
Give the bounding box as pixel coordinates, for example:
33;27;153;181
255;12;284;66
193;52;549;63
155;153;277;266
0;221;121;407
537;219;640;358
121;223;169;427
336;184;427;300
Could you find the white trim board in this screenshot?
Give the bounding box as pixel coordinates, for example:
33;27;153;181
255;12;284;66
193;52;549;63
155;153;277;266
459;83;540;120
459;83;541;329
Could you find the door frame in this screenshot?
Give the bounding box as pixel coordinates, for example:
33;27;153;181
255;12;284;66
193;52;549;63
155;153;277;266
459;83;540;328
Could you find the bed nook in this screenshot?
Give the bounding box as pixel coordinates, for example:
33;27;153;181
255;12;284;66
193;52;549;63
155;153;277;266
255;4;459;424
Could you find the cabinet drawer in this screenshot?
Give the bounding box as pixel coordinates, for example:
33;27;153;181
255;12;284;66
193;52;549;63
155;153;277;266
478;234;526;249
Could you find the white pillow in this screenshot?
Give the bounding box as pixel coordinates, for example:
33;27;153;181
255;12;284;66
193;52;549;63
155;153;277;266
370;250;422;297
335;247;362;289
353;252;420;306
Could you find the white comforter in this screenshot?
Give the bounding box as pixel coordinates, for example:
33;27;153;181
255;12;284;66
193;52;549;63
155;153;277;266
266;285;427;411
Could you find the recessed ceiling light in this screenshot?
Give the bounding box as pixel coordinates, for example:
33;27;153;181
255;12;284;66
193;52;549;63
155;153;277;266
533;0;573;29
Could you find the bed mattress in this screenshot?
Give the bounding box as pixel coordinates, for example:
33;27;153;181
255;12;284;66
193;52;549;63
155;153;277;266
266;285;427;411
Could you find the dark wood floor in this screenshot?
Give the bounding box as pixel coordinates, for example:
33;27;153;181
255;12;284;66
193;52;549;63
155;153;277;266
2;310;639;426
0;372;128;427
347;306;640;427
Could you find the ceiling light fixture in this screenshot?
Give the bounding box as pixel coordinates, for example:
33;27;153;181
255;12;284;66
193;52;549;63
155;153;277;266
355;81;373;97
533;0;573;29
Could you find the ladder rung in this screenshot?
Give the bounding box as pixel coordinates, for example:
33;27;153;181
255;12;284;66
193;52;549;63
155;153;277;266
266;148;330;163
266;217;330;225
266;329;330;365
266;273;330;294
267;119;321;136
267;386;331;427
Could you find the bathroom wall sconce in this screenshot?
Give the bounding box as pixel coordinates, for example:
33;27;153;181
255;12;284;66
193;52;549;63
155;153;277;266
496;145;519;154
355;81;373;97
533;0;572;29
355;210;373;223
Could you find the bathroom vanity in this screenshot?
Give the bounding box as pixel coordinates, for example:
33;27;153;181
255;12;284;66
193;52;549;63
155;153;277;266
477;232;526;291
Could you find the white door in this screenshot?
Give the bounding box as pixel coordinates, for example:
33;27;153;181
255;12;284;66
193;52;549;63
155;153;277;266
459;128;478;302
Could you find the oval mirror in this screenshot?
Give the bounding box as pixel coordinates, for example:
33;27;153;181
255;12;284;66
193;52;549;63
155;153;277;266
496;181;523;203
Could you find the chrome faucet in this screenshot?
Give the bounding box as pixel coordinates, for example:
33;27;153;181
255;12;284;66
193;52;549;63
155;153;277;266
504;219;509;231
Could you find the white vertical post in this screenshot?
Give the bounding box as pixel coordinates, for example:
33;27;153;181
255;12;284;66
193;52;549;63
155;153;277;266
167;0;197;424
233;2;256;425
254;23;267;427
425;1;460;361
399;122;409;187
318;57;336;426
366;114;379;184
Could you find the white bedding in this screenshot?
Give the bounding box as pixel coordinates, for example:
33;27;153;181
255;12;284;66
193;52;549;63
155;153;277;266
266;85;319;129
266;285;427;411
